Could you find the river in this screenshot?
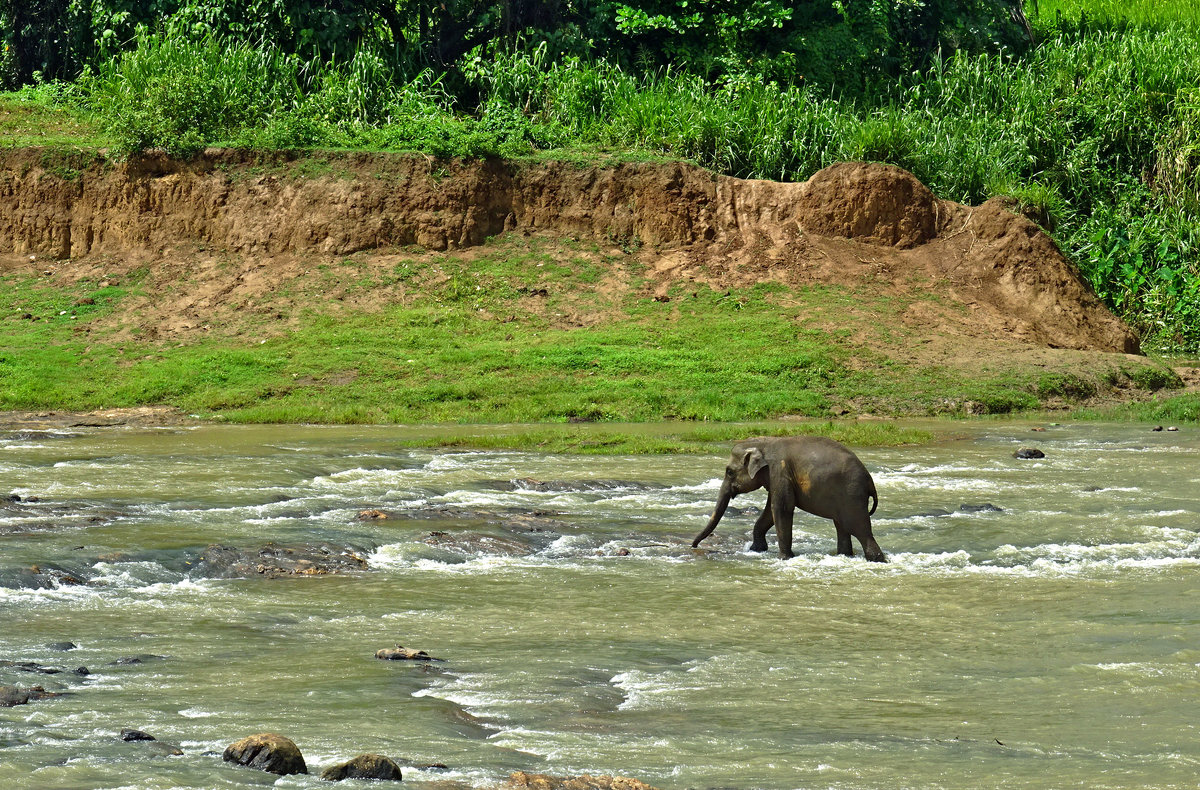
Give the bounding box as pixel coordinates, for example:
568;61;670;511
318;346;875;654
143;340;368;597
1;421;1197;789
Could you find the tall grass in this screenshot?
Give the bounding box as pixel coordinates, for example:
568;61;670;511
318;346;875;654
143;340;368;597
88;32;306;156
1034;0;1200;30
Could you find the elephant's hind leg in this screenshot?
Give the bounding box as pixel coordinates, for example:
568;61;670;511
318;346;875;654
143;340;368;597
749;504;774;552
842;511;886;563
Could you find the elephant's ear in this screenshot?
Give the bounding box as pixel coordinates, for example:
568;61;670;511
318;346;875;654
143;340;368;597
743;447;767;478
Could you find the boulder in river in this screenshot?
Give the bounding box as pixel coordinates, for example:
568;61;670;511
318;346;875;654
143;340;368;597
421;530;534;556
959;503;1004;513
121;729;156;742
194;543;369;579
356;509;392;520
0;685;60;707
320;753;404;781
376;645;445;662
502;771;663;790
1013;447;1046;459
1;660;62;675
222;732;307;775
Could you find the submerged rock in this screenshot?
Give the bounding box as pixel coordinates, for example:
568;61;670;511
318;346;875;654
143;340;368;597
502;771;663;790
121;729;156;742
194;543;369;579
222;732;307;776
509;478;655;493
15;564;88;587
1013;447;1045;459
0;685;60;707
356;509;392;520
120;730;183;756
320;753;404;782
959;503;1004;513
421;531;535;556
0;660;61;675
376;645;445;662
111;654;166;666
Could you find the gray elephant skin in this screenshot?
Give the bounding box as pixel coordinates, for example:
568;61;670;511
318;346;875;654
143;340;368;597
693;436;886;562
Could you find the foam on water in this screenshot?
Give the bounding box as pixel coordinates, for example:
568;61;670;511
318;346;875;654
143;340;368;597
4;422;1200;790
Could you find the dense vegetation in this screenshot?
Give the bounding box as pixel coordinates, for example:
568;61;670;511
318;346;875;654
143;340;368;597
0;0;1198;355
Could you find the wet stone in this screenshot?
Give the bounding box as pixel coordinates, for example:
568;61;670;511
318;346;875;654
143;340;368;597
504;771;663;790
509;477;655;493
46;641;77;651
320;753;404;782
960;503;1004;513
356;509;392;520
121;728;156;742
0;685;60;707
193;543;370;579
0;660;61;675
1013;447;1046;459
422;531;535;557
111;654;166;666
222;732;307;776
376;645;445;662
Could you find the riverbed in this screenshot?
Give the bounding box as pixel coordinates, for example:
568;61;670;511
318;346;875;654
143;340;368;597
2;422;1197;789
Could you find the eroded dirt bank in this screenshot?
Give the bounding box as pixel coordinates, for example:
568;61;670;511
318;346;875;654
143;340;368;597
0;149;1136;355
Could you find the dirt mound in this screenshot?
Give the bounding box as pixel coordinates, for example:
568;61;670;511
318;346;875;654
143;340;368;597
0;149;1137;354
795;161;941;247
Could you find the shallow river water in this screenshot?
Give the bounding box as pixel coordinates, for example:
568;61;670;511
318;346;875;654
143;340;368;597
1;421;1197;789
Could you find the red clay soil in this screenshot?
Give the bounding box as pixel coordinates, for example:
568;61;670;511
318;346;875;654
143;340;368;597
0;149;1137;354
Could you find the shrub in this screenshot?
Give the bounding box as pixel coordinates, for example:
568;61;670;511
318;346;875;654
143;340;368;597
1037;372;1098;400
88;31;303;156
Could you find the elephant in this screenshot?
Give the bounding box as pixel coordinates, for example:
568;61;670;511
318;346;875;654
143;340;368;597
692;436;885;562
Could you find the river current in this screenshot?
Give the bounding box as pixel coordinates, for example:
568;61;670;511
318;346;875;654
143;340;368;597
1;422;1197;789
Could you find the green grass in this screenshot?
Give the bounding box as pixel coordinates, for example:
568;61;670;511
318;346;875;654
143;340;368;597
1034;0;1200;29
0;85;109;148
1076;393;1200;423
395;421;934;455
0;235;1187;430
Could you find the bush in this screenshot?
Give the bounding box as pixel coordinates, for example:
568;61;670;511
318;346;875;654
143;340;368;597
88;31;303;156
1037;372;1098;400
1125;365;1183;392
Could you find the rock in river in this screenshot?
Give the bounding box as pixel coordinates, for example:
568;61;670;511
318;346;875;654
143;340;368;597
0;685;60;707
502;771;663;790
1013;447;1046;459
121;729;156;742
194;543;369;579
376;645;445;662
222;732;307;776
320;753;404;782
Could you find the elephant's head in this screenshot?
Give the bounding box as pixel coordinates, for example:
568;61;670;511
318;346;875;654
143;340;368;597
692;444;769;548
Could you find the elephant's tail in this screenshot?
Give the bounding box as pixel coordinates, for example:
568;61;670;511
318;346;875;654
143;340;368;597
868;484;878;515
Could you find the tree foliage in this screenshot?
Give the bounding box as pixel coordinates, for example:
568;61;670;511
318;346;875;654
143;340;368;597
2;0;1028;91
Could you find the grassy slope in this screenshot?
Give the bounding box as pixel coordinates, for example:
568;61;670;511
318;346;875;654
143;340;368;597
1;224;1195;438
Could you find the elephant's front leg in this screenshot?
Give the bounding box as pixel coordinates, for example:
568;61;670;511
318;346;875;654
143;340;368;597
771;499;795;559
749;501;774;552
833;520;854;557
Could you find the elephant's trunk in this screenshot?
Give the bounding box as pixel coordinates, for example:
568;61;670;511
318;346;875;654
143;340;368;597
692;478;733;547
